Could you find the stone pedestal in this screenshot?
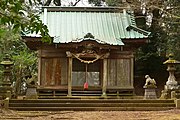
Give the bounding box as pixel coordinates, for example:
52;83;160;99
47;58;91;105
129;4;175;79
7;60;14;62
144;88;157;99
176;99;180;109
144;85;157;99
25;85;37;99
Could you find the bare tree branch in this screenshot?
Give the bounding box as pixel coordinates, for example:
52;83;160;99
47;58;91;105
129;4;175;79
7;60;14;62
44;0;52;6
54;0;61;6
73;0;81;6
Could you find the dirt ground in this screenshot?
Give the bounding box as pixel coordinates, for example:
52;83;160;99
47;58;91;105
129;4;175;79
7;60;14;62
1;109;180;120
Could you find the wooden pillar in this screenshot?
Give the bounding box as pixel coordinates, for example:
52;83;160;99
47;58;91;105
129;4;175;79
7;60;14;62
130;56;134;87
102;58;107;96
66;52;72;96
38;50;42;86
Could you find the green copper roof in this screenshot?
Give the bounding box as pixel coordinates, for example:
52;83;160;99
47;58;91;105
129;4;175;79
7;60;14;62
33;7;150;45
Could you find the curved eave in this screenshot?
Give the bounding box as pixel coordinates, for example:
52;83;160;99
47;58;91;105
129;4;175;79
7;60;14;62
122;38;150;48
22;36;123;50
53;37;124;46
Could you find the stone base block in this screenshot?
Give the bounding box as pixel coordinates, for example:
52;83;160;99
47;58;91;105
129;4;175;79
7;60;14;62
25;87;37;99
144;88;157;99
175;99;180;109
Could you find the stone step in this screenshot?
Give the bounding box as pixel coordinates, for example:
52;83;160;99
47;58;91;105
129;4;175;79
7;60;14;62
8;106;175;111
9;99;175;104
9;99;176;111
0;117;24;119
9;103;175;107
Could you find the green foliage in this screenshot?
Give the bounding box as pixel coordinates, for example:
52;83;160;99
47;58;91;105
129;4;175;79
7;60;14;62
0;26;21;53
105;0;122;6
12;50;37;75
0;0;52;43
135;50;167;76
130;0;180;77
0;65;3;81
12;49;37;95
0;0;50;94
0;25;37;95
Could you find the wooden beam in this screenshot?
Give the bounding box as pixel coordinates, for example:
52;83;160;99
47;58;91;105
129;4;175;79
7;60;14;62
130;57;134;87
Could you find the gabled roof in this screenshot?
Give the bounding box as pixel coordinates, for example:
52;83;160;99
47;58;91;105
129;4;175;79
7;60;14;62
27;6;150;46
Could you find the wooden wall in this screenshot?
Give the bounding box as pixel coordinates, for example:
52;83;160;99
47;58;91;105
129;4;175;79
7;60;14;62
107;58;132;88
107;51;134;88
38;48;134;89
38;49;68;87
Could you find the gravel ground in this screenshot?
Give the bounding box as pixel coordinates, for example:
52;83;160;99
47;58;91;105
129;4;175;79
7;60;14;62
1;109;180;120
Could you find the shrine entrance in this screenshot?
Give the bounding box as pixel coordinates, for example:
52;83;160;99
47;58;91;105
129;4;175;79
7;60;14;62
72;58;102;87
66;48;109;96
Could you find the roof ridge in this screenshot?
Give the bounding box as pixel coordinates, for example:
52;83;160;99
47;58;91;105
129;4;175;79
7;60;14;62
42;6;128;9
41;6;129;12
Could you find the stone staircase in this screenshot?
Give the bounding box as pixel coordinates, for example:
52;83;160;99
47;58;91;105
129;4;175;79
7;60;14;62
9;99;176;111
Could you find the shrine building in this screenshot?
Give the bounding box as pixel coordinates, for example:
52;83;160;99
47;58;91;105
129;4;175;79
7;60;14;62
23;6;150;97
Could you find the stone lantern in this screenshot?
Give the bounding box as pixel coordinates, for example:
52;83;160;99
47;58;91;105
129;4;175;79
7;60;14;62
163;54;180;90
0;54;13;99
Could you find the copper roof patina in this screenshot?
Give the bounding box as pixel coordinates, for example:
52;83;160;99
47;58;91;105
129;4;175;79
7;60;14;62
28;6;150;46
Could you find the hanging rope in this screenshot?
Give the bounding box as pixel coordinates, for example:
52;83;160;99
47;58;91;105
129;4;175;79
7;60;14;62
84;63;89;89
71;53;104;64
85;63;88;82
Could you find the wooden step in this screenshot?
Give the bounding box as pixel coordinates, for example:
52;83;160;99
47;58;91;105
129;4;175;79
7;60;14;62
37;87;134;98
72;90;102;96
38;96;135;99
